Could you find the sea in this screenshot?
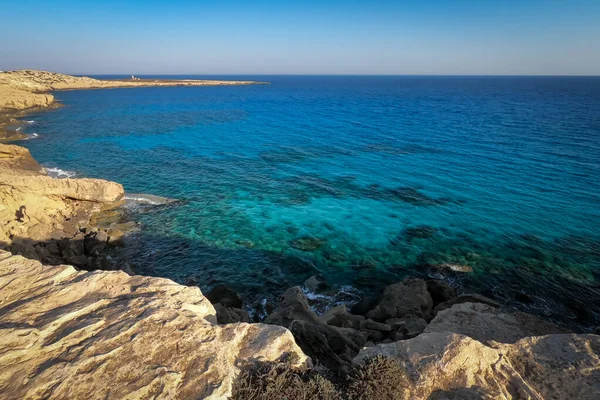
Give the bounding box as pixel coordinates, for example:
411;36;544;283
16;75;600;330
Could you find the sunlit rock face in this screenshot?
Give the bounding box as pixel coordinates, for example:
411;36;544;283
0;252;307;399
354;331;600;399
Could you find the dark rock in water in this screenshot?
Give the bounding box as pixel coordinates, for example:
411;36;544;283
360;319;392;332
264;286;321;327
205;285;243;309
351;296;378;316
361;329;385;342
390;316;428;339
290;236;325;251
593;326;600;335
351;257;377;271
321;305;364;329
426;279;457;306
234;239;254;248
387;187;443;206
84;230;108;256
289;320;350;374
214;303;250;324
433;263;474;273
184;275;199;286
404;225;438;241
366;278;434;322
266;286;364;372
434;293;501;315
303;274;329;292
322;248;347;263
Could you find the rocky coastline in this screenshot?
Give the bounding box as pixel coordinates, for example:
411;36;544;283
1;71;599;399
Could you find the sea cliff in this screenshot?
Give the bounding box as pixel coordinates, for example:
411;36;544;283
0;71;599;399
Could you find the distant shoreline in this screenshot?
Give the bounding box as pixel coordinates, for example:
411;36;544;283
0;69;266;140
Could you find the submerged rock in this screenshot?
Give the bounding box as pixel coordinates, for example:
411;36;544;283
403;225;438;241
290;236;326;251
436;262;474;273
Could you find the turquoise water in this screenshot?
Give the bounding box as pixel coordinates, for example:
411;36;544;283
18;76;600;329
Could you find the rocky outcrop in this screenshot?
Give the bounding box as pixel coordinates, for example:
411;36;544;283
0;144;126;269
0;70;262;111
354;331;600;399
366;277;434;321
0;251;307;399
425;302;567;344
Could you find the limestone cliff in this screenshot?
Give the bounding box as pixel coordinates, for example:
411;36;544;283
0;251;307;399
354;331;600;399
0;144;123;251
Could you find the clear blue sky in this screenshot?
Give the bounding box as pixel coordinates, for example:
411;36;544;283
1;0;599;75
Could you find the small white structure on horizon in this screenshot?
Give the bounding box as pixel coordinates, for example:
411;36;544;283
131;75;140;81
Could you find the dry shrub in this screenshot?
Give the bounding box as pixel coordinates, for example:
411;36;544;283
231;357;342;400
232;355;408;400
346;355;408;400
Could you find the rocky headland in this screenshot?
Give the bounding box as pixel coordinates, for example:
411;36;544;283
0;71;599;399
0;70;262;140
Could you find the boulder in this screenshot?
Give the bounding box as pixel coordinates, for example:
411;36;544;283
426;279;456;306
264;286;321;327
0;252;307;399
84;230;108;255
290;320;349;373
320;304;364;329
360;319;392;332
214;303;250;324
206;284;244;309
266;286;364;369
366;278;434;321
433;293;501;315
354;332;600;400
426;302;568;344
351;295;377;316
303;274;329;292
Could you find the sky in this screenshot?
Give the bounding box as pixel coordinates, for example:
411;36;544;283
1;0;599;75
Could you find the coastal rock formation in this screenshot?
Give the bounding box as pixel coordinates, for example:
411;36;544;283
354;331;600;399
0;251;307;399
0;144;126;269
425;302;567;344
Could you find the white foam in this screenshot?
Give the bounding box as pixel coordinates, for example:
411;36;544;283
124;195;162;206
45;167;77;178
31;133;39;137
26;120;35;124
15;127;21;131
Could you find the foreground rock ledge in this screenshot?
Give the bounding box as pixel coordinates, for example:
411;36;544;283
0;252;307;399
355;331;600;399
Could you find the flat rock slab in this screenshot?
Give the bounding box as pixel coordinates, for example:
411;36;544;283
354;331;600;400
425;302;568;344
0;252;306;399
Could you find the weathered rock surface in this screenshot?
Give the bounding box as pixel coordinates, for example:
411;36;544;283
265;286;365;372
354;331;600;399
366;277;434;321
434;293;501;315
0;144;127;269
426;302;567;343
0;252;307;399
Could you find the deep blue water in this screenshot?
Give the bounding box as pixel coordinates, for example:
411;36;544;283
17;76;600;329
